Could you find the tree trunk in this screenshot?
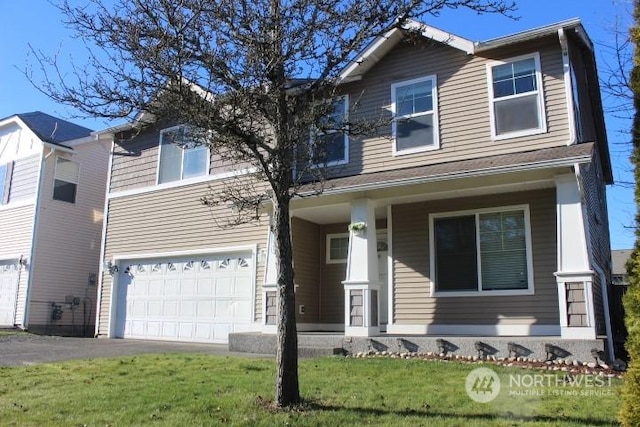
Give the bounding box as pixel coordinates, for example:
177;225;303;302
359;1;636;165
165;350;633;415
274;197;300;406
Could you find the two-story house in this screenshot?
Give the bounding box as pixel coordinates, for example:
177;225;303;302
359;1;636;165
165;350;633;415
95;19;614;357
0;111;110;336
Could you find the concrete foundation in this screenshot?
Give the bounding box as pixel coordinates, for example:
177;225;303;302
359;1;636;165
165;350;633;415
229;332;608;363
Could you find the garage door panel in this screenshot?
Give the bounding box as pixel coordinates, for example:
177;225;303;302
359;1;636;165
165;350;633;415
0;263;19;326
116;252;254;343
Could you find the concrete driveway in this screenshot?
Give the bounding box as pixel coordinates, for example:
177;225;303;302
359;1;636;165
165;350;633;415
0;332;268;366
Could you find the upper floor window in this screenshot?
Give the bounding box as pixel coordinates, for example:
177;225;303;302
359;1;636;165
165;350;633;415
53;157;80;204
311;96;349;166
0;163;10;204
488;53;546;139
158;125;209;184
391;75;439;155
430;205;533;296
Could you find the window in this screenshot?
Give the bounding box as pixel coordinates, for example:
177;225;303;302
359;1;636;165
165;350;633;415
391;75;439;155
0;162;11;205
311;97;348;166
53;157;80;203
326;233;349;264
488;54;546;138
158;125;209;184
430;206;533;296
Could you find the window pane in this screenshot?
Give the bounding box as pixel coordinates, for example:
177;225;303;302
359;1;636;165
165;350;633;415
434;215;478;291
396;80;433;116
493;58;536;98
53;179;77;203
314;132;346;164
183;145;208;179
158;133;183;184
55;158;79;183
494;94;540;134
396;114;434;151
329;237;349;261
479;211;528;290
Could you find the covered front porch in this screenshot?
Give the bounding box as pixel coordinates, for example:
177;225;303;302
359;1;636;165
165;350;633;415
257;146;613;358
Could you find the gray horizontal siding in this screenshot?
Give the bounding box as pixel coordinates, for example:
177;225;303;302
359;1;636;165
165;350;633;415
330;35;569;179
110;124;251;193
98;178;269;335
392;188;559;326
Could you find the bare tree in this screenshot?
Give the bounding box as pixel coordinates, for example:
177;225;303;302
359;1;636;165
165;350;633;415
30;0;515;407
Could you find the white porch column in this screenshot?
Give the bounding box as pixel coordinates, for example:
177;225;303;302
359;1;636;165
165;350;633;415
261;220;278;333
555;174;596;339
343;199;380;337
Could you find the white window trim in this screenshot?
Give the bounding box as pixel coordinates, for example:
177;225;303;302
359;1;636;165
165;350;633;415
52;156;80;204
310;95;350;168
0;162;9;205
428;204;535;297
326;233;349;264
156;124;211;184
486;52;547;141
391;75;440;156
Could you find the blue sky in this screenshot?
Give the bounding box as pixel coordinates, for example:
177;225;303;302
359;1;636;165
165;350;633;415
0;0;635;249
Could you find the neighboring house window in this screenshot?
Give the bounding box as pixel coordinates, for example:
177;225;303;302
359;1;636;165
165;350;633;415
488;53;546;139
430;206;533;296
391;75;439;155
158;125;209;184
311;96;349;166
326;233;349;264
0;163;11;204
53;157;80;203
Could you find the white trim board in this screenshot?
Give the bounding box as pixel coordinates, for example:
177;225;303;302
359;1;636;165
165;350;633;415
386;324;561;336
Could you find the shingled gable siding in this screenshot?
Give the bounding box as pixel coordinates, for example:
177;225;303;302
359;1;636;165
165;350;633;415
97;177;269;335
332;35;569;179
392;188;559;326
579;149;611;336
291;217;321;324
109;123;251;193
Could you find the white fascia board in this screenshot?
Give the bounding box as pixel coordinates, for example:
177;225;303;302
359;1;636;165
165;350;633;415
338;27;403;83
303;152;592;198
403;20;474;54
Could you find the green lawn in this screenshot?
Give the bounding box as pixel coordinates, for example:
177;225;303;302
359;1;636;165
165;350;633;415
0;354;621;426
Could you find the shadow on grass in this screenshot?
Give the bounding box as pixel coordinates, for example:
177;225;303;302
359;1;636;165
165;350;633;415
303;402;617;426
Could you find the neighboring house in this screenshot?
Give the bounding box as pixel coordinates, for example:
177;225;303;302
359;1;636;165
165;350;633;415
611;248;632;358
0;111;110;336
612;249;632;286
95;19;615;356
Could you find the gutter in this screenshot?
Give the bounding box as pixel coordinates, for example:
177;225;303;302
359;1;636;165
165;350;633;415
475;18;582;52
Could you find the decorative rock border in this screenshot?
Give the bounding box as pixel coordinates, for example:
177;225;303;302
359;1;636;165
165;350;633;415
347;350;625;378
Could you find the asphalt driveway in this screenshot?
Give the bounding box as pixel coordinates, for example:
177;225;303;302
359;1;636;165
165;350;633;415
0;332;267;366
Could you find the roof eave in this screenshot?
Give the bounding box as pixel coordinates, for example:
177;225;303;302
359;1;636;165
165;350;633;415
475;17;583;52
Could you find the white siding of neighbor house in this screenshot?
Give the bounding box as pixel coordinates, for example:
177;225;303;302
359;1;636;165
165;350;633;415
27;141;110;331
0;122;44;327
0;204;36;326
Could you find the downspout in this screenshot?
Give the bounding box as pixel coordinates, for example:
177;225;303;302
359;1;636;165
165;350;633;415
94;137;115;337
11;256;25;326
592;263;615;361
558;28;577;146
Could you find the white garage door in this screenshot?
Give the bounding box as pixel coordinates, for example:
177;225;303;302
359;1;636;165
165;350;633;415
115;253;254;343
0;261;19;327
